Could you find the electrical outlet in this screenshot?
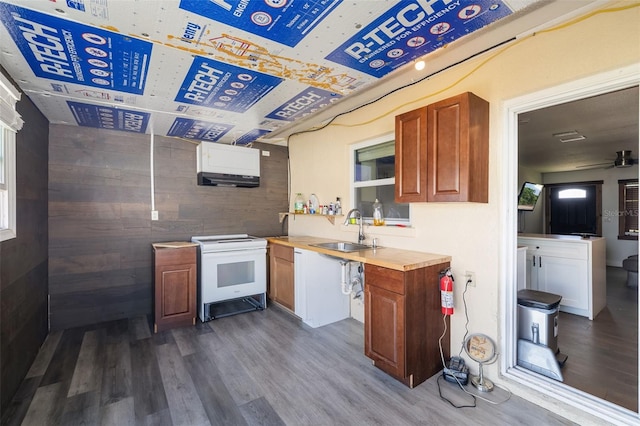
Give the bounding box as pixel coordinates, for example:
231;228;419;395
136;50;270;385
151;210;159;221
465;271;476;287
262;150;270;156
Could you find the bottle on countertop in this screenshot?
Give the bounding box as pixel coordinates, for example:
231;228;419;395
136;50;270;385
373;198;385;226
294;193;305;214
335;197;342;215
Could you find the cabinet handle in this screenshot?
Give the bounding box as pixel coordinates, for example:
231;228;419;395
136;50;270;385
539;256;542;268
533;256;536;267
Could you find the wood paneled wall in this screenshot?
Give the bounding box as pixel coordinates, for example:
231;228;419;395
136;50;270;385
48;125;288;330
0;84;49;414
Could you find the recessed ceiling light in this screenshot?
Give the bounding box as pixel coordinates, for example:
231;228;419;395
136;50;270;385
414;60;425;71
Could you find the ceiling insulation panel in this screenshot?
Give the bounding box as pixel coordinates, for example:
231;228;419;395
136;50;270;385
0;0;543;144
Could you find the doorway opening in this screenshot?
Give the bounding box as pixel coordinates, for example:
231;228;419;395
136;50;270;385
501;64;639;425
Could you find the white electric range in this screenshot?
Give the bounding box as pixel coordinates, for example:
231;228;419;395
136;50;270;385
191;234;267;321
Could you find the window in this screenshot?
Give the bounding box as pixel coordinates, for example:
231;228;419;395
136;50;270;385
350;133;409;225
0;73;23;242
618;179;638;240
557;188;587;199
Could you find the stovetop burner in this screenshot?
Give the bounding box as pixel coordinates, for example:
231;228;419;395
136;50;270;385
191;234;267;252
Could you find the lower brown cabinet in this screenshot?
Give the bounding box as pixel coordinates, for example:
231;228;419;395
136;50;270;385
268;243;295;311
364;262;450;388
152;242;197;333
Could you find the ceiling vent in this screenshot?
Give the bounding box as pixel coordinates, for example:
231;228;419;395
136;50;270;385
552;130;586;143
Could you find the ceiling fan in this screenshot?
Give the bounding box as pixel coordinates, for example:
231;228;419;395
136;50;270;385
576;150;637;169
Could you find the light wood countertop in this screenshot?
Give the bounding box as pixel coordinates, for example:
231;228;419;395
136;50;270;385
267;236;451;272
152;241;199;249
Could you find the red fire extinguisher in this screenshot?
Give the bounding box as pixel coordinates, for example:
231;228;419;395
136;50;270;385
440;268;454;315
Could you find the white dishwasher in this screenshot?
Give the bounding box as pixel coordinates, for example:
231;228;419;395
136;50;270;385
294;248;350;328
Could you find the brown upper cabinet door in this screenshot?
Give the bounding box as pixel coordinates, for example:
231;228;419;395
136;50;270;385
426;92;489;202
395;107;428;203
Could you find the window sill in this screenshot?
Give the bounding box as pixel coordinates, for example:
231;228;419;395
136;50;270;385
0;228;16;242
340;223;416;238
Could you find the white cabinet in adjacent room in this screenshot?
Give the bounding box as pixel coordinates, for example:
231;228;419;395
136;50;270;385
517;246;527;291
517;234;606;320
536;255;589;311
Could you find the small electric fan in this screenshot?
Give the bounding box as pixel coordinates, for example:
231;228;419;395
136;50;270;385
464;333;498;392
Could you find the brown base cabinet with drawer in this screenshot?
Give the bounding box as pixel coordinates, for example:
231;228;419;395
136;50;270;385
269;243;295;311
364;262;450;388
152;243;197;333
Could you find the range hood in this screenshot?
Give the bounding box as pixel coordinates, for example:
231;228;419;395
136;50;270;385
197;172;259;187
197;143;260;188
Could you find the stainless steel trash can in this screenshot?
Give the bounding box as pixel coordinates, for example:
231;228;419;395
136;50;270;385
517;289;562;354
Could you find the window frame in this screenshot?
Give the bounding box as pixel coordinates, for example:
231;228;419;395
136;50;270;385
0;124;16;242
618;178;638;240
0;72;21;242
349;132;410;226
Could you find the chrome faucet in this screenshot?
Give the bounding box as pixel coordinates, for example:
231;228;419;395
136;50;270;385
343;208;365;244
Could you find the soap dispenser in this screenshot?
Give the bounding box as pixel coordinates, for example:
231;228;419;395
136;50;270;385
373;198;385;226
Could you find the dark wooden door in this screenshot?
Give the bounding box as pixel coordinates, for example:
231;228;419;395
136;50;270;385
548;184;599;235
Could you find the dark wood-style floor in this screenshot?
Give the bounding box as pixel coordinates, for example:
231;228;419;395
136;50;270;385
559;266;638;412
2;303;575;425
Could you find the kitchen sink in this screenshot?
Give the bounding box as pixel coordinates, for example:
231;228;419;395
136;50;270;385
310;241;373;252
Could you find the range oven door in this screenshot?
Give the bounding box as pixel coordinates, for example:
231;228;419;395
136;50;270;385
199;248;267;306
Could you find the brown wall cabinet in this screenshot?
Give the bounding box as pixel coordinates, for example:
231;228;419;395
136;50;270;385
395;107;428;202
395;92;489;203
269;243;295;311
364;262;450;388
152;244;197;333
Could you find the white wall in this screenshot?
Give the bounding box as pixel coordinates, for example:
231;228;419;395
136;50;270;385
285;3;639;424
543;166;638;266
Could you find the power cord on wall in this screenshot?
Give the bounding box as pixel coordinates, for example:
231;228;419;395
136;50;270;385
285;2;639;141
283;3;639;206
437;278;476;408
437;277;513;407
438;310;476;408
